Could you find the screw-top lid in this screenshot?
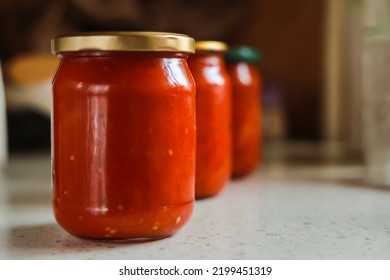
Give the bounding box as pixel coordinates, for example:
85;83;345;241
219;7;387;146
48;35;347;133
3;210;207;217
195;41;228;52
225;46;261;63
51;31;195;54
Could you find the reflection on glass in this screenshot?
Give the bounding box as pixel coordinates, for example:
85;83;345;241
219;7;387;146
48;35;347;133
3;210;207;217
237;63;252;85
164;59;189;87
86;92;108;214
204;65;225;86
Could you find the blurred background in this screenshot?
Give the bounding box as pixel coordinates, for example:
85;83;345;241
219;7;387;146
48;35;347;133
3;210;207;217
0;0;388;173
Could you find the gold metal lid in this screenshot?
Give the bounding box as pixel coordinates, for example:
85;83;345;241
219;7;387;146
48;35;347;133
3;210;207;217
51;32;195;54
195;41;228;52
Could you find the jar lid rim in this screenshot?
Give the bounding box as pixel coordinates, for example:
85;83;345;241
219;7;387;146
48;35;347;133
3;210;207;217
195;41;228;52
225;46;261;62
51;32;195;54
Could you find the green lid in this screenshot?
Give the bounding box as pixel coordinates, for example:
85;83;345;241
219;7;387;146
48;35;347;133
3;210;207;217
225;46;261;63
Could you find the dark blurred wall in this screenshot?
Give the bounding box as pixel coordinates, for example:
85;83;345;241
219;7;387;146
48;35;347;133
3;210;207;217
0;0;255;60
0;0;325;152
235;0;325;140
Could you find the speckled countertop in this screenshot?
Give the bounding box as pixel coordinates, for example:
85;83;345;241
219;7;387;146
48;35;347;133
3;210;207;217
1;153;390;259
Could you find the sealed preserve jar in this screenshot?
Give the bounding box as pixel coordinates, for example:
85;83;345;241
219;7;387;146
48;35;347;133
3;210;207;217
225;47;262;177
188;41;231;198
51;32;196;240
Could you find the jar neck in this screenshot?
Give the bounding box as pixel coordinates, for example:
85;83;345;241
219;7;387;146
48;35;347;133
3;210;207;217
227;61;259;71
189;51;225;66
58;51;190;60
226;61;258;66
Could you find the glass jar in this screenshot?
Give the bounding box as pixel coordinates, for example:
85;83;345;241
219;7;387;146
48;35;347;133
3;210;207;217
225;47;262;177
188;41;232;198
51;32;196;240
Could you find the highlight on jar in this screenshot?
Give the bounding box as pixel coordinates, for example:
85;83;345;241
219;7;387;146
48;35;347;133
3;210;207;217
225;46;262;178
188;41;232;199
51;32;196;240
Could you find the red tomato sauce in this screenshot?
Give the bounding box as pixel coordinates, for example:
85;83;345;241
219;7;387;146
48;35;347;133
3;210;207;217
188;50;232;198
52;51;196;239
227;62;262;177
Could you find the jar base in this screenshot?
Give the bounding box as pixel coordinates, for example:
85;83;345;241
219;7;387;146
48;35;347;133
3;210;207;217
54;201;194;241
73;234;172;243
